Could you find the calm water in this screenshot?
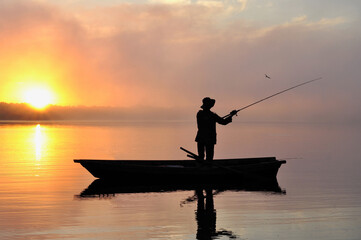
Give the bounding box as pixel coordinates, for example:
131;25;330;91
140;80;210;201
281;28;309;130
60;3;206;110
0;121;360;240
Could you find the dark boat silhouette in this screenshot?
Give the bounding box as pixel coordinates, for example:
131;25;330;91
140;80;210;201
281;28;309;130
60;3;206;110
74;157;286;184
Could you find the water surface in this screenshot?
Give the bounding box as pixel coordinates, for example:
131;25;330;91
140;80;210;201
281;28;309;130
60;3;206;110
0;121;360;239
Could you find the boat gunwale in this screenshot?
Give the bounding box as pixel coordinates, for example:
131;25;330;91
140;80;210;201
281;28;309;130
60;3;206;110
74;158;286;173
74;157;279;164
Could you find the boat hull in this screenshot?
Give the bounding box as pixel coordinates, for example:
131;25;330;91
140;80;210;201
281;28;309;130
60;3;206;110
74;158;286;184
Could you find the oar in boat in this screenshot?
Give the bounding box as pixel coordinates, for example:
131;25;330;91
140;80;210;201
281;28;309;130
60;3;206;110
180;147;201;160
180;147;257;176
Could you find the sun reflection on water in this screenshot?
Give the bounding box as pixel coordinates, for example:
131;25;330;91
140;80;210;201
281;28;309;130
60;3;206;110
35;124;44;162
32;123;51;178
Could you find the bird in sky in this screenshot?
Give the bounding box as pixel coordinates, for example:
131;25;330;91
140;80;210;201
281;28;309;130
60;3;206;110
265;74;271;79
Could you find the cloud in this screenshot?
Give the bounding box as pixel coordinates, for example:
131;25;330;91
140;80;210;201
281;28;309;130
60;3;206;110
288;15;347;28
149;0;191;4
0;0;360;122
0;0;117;105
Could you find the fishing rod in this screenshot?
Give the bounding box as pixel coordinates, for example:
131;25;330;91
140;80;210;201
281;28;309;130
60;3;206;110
223;77;322;119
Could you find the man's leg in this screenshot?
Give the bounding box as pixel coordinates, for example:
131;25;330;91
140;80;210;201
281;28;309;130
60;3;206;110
197;142;205;160
205;144;214;161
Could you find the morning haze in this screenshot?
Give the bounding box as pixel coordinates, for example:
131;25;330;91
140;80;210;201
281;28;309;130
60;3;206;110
0;0;360;123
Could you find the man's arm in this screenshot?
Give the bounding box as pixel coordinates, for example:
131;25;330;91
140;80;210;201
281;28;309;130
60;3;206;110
215;113;232;125
215;110;237;125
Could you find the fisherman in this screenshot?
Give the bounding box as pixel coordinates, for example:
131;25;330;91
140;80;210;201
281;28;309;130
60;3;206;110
195;97;237;161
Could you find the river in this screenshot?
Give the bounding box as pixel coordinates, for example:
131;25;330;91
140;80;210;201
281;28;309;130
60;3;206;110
0;121;360;239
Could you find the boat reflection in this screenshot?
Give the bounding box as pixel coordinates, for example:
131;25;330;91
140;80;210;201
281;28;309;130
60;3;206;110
76;178;285;199
76;179;285;239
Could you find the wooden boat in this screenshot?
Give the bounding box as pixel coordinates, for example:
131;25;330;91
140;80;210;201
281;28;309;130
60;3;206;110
74;157;286;184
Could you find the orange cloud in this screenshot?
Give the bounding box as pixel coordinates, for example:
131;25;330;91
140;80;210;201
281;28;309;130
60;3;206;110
0;0;360;122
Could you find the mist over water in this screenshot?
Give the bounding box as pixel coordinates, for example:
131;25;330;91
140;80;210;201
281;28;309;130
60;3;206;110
0;121;360;239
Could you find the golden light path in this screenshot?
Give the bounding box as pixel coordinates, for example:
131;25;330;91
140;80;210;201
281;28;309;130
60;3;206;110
35;124;44;162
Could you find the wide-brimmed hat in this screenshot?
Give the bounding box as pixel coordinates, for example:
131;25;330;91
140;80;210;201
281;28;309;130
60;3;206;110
201;97;215;109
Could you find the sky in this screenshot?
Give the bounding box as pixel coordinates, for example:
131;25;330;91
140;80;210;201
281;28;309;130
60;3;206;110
0;0;360;122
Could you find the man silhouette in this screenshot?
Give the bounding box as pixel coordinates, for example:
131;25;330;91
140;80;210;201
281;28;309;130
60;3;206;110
195;97;237;161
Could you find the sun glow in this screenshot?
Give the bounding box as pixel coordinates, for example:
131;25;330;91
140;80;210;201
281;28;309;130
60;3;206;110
23;87;55;109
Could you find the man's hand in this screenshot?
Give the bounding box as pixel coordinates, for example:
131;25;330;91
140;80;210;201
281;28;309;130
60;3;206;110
230;110;238;116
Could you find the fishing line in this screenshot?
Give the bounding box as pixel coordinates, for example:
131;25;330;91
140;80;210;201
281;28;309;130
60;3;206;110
223;77;323;119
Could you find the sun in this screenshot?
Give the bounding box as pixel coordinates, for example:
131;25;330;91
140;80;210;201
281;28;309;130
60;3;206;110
23;87;55;109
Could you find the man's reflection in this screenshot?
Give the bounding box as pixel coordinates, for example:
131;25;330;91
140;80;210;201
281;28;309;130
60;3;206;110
195;187;217;239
